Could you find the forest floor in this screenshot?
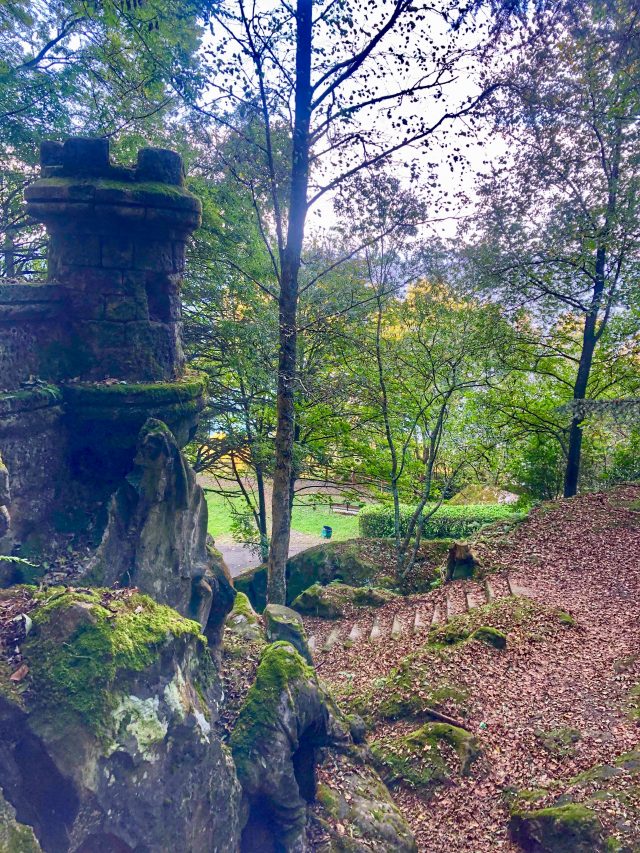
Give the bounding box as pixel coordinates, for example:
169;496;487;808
301;485;640;851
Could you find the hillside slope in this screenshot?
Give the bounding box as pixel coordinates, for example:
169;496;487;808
303;486;640;851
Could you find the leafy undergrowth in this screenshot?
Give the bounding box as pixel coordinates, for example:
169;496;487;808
305;485;640;851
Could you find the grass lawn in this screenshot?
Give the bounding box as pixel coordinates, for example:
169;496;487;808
204;490;360;542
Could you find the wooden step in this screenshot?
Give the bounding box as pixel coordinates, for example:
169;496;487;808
391;614;403;640
413;607;428;633
344;623;362;647
369;617;382;642
322;627;341;652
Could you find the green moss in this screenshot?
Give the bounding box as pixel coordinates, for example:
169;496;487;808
370;722;480;789
471;626;507;649
557;611;577;627
291;583;344;618
535;727;581;758
0;790;41;852
291;582;396;619
570;764;622;786
230;641;315;779
25;587;203;738
509;803;604;852
230;591;257;620
316;782;340;815
63;376;205;405
614;750;640;771
35;176;196;202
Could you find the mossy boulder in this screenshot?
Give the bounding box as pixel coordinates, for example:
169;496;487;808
370;723;481;789
225;591;263;642
0;788;41;853
312;751;417;852
235;539;386;611
0;586;242;852
291;582;397;619
231;641;350;851
263;603;312;663
535;727;581;758
471;626;507;649
509;803;606;852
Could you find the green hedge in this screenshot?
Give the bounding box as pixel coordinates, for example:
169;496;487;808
358;502;521;540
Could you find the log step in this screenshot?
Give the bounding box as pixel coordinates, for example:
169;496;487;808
322;627;341;652
369;617;382;642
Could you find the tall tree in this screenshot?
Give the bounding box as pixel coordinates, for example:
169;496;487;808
199;0;528;602
471;0;640;496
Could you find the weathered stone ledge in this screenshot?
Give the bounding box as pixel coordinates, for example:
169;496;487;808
0;386;63;417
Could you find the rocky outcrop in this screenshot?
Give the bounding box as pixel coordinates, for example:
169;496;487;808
312;751;417;852
509;803;606;852
0;586;241;853
234;540;381;612
0;788;41;852
84;419;234;638
231;641;352;852
291;582;397;619
263;604;313;663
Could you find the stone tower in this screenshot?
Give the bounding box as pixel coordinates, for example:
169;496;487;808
1;137;206;542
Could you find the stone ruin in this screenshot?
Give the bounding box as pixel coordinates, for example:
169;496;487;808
0;137;232;630
0;139;416;853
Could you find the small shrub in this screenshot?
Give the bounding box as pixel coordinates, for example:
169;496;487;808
359;502;523;540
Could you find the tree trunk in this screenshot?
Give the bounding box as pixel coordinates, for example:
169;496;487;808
267;0;313;604
255;464;269;563
563;247;605;498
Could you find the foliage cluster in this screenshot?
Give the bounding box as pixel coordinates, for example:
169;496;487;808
359;503;521;540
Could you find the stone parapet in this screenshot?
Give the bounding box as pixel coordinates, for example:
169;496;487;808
24;138;202;383
0;284;67;388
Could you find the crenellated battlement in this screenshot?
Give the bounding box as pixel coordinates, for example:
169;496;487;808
0;138;204;544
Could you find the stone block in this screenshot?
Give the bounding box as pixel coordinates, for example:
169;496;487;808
145;273;181;322
62;137;110;176
136;147;185;186
103;296;147;322
57;266;123;292
101;236;133;269
49;233;101;268
82;320;128;350
172;241;186;272
133;239;175;272
40;140;63;166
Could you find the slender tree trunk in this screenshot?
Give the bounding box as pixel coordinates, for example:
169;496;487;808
3;229;15;279
563;247;604;498
255;464;269;562
267;0;313;604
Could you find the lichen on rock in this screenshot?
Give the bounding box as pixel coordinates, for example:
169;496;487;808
0;585;241;852
0;788;41;853
82;417;235;640
311;751;417;852
263;603;313;663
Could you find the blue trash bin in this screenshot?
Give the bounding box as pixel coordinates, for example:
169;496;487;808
321;525;333;539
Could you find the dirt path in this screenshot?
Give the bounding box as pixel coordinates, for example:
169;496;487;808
215;531;321;577
304;486;640;851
